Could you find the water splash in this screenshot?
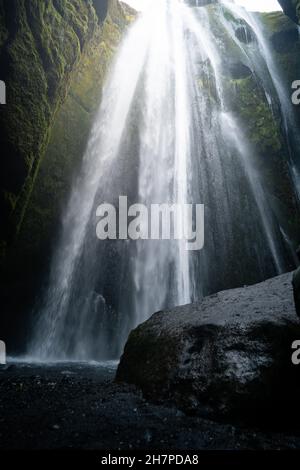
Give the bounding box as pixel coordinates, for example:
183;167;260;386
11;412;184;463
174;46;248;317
29;0;296;361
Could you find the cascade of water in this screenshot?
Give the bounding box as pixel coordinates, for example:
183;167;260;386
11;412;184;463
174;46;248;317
130;2;192;325
222;0;300;200
29;0;294;362
183;4;285;273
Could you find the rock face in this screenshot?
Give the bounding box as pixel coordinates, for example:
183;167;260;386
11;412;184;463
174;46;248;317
13;1;132;275
278;0;300;24
0;0;132;264
231;9;300;249
0;0;97;261
0;0;133;349
258;10;300;246
117;273;300;422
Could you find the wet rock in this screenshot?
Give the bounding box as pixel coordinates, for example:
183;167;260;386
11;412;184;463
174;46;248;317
117;272;300;422
227;62;253;79
235;24;255;44
271;28;299;53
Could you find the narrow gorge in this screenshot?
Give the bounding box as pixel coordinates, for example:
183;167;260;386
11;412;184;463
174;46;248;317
1;0;300;453
0;0;299;358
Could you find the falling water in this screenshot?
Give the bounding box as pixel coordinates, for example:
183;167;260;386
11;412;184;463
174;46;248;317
222;0;300;201
29;0;297;361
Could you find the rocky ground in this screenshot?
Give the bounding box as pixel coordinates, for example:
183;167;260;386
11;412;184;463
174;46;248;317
0;361;300;450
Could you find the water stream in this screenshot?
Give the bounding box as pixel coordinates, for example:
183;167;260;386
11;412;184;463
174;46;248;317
29;0;297;361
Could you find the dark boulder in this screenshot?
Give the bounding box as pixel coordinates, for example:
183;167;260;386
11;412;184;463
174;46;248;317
117;272;300;422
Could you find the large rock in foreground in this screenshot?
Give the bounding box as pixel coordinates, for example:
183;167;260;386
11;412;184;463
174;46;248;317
117;273;300;422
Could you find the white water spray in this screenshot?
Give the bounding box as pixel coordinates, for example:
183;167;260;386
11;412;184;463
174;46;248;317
29;0;295;361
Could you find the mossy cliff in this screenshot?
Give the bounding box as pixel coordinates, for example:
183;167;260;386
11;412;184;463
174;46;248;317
0;0;132;264
0;0;133;347
14;0;133;281
0;0;95;261
203;4;300;248
257;10;300;243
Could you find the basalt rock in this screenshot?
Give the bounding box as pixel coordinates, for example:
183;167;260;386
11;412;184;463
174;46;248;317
117;272;300;423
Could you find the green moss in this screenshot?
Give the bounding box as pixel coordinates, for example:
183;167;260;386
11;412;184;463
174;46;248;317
259;11;293;33
230;76;282;155
12;0;133;278
0;0;105;261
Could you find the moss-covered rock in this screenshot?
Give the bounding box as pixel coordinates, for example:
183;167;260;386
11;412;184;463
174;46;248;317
14;0;132;280
0;0;102;262
204;5;300;248
258;11;300;241
0;0;133;348
0;0;134;265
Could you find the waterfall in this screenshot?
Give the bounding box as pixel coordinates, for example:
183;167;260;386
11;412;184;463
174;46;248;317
222;0;300;202
29;0;296;362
